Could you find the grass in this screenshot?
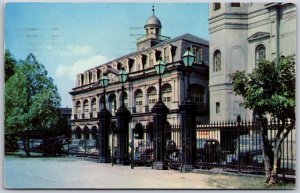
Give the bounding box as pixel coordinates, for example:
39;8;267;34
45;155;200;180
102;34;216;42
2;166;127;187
207;174;295;189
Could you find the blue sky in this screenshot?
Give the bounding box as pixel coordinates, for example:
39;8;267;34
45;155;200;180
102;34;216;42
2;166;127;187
5;2;209;107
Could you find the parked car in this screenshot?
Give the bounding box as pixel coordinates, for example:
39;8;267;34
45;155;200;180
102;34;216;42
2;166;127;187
66;139;85;154
29;139;44;152
196;138;224;164
225;134;266;167
77;139;97;154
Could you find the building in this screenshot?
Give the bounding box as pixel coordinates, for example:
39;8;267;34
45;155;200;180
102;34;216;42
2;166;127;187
209;2;296;121
60;107;72;126
70;8;209;140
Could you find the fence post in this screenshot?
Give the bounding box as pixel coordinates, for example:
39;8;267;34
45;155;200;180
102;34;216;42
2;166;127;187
237;115;241;173
131;128;134;169
97;108;111;163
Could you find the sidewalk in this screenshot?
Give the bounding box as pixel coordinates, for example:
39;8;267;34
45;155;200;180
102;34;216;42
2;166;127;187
3;155;294;189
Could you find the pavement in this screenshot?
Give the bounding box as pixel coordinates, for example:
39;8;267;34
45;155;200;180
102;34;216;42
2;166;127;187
3;155;280;190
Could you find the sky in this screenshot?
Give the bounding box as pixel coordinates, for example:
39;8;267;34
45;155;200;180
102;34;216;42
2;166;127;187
4;2;209;108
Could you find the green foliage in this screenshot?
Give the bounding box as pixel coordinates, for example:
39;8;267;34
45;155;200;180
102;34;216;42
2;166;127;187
5;52;61;135
4;50;17;82
230;56;295;121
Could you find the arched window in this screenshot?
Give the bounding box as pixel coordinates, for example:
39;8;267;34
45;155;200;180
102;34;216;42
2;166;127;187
75;127;82;139
91;98;96;117
135;89;143;113
162;83;172;108
76;101;81;118
91;126;98;141
147;87;157;110
213;50;221;72
119;91;128;108
108;94;116;115
99;95;105;111
255;44;266;66
83;126;90;140
83;99;89;118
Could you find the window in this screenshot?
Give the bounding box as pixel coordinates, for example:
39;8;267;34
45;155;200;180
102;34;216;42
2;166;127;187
162;84;172;108
91;98;96;112
193;47;203;64
96;69;101;80
255;44;266;66
189;84;204;104
83;100;89;113
135;90;143;113
149;52;155;68
76;101;81;117
147;87;157;110
108;94;116;115
213;3;221;11
142;55;147;69
213;50;221;72
216;102;220;115
231;3;241;7
120;92;128;108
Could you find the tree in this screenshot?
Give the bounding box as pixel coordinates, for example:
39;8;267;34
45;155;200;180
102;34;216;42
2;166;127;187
230;55;295;184
5;53;61;156
4;50;17;82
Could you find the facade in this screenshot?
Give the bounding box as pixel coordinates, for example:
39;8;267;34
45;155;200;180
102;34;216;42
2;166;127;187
209;2;296;121
70;9;209;140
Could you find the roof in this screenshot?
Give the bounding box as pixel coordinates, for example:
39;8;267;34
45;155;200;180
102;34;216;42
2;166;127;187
144;14;162;28
85;33;209;72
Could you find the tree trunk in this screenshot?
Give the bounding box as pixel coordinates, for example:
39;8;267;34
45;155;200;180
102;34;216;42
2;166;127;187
24;128;31;157
259;116;271;182
268;147;281;185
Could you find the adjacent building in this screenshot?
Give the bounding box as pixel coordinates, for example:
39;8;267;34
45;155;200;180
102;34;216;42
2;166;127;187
209;2;296;121
70;8;209;140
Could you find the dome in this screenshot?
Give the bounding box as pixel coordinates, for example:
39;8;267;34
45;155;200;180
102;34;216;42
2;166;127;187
144;14;162;28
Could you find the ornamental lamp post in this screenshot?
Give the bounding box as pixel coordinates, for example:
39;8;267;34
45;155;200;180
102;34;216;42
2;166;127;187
115;68;131;165
179;48;197;172
181;48;195;100
98;73;111;163
152;58;169;170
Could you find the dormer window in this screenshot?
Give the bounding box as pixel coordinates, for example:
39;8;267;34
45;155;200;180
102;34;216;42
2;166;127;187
193;46;203;64
213;3;221;11
231;3;241;7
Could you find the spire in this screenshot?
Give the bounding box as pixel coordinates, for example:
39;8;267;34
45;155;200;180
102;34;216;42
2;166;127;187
152;4;155;15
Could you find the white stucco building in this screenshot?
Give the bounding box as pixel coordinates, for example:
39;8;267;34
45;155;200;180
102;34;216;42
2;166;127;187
209;2;296;121
70;8;209;140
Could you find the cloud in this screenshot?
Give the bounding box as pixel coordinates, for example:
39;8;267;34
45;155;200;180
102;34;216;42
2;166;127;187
66;45;92;55
55;54;109;81
46;44;92;56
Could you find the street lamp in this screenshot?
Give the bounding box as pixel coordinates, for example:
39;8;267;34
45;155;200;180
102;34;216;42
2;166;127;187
179;48;196;172
152;57;169;170
115;67;131;165
117;67;128;107
98;73;111;163
100;74;109;108
181;48;195;100
154;58;166;102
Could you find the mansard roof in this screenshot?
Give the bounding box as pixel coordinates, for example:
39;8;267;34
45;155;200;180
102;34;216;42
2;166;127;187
96;33;208;69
